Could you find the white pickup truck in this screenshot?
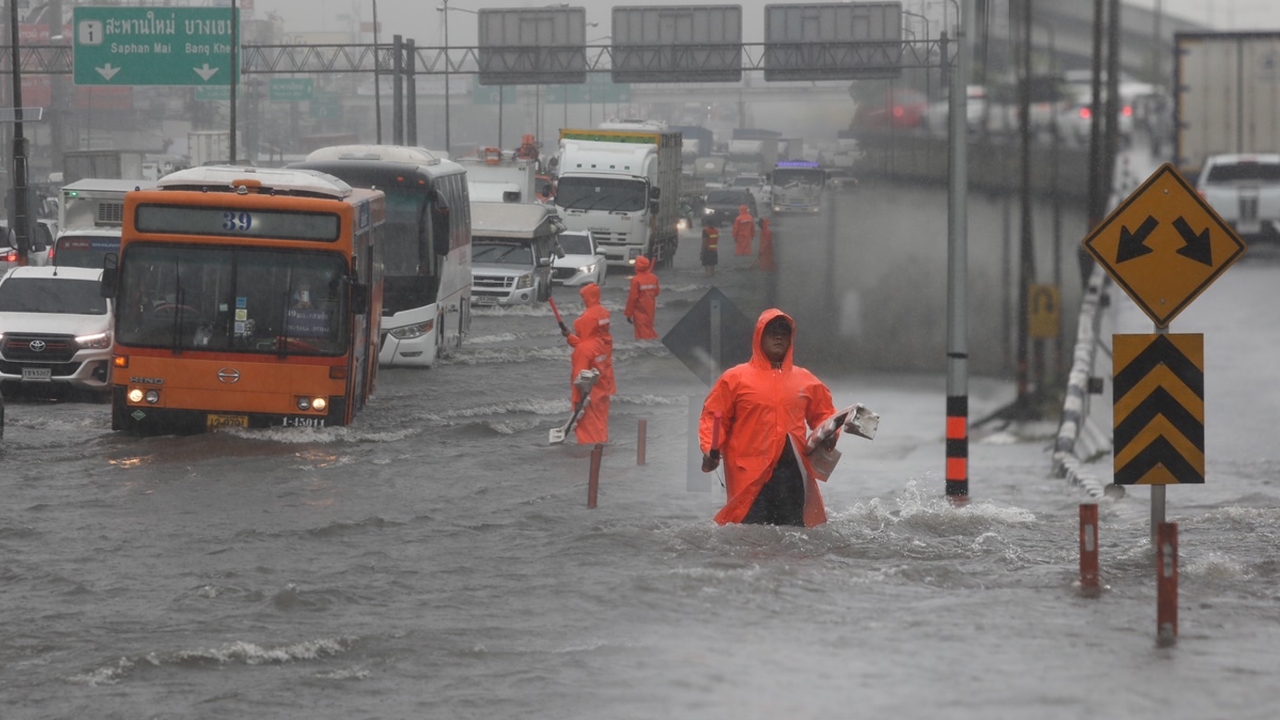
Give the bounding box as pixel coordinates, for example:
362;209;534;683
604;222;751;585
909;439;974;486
1196;154;1280;244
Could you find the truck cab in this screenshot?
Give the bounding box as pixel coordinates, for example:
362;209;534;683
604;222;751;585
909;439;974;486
469;202;565;306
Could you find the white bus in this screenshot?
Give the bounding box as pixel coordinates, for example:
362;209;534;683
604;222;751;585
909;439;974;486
292;145;472;367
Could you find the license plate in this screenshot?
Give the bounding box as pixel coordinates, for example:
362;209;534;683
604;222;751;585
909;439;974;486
207;413;249;430
473;295;498;305
22;367;51;382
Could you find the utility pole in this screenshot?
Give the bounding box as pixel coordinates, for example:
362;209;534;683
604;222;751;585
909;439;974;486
7;0;31;265
1083;0;1106;283
229;0;238;163
373;0;382;144
1015;0;1037;417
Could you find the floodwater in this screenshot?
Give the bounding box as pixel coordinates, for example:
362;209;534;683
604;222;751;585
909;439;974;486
3;189;1279;720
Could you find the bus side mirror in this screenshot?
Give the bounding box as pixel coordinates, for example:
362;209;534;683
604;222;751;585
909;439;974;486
100;253;118;299
349;281;369;315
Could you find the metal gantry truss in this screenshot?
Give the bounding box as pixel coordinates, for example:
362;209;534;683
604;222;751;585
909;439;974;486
0;39;955;78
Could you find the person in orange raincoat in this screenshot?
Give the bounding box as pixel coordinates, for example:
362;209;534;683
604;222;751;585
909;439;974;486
563;282;614;400
624;255;660;340
754;217;775;272
699;310;839;527
732;205;755;256
568;304;614;445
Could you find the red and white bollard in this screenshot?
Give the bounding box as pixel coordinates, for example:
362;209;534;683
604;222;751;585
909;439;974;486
1157;522;1178;646
587;443;603;509
1080;503;1100;597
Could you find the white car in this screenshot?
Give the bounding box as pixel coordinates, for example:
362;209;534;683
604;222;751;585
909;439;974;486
0;265;113;398
1196;153;1280;242
1;218;57;271
551;230;607;287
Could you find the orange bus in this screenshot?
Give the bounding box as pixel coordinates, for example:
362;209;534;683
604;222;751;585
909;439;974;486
102;166;385;434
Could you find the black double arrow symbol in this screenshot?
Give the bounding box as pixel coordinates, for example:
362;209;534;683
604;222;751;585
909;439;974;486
1117;214;1213;266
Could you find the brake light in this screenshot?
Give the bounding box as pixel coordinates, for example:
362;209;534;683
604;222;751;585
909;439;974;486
1078;107;1092;120
1122;105;1133;117
893;106;905;118
1;249;15;262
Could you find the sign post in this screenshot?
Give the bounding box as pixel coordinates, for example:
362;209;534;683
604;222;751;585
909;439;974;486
1082;162;1245;645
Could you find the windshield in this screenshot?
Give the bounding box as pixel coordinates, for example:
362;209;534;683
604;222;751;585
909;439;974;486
554;176;647;212
1205;162;1280;183
381;187;441;316
0;277;107;314
558;234;593;255
54;234;120;269
773;169;826;189
116;244;349;356
472;240;533;266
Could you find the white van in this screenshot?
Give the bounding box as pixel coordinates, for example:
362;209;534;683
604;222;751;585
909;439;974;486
469;202;564;306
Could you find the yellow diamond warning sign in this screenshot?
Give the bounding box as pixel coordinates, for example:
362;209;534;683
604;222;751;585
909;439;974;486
1082;163;1246;327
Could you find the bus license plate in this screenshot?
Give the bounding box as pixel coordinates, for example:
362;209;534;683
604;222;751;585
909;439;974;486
207;413;249;430
22;367;52;382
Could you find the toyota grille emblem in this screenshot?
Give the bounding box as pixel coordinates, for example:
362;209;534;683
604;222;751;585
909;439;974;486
217;368;241;384
29;340;46;352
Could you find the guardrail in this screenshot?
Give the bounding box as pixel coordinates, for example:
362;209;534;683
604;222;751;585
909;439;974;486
1052;263;1114;498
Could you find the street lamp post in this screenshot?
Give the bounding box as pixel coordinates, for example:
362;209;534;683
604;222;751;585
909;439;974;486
442;0;451;154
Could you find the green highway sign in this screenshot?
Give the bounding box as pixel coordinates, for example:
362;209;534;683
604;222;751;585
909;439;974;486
270;78;314;102
73;7;240;86
545;75;630;104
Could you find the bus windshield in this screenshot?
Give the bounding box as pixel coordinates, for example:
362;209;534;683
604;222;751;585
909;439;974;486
554;176;647;212
116;244;349;356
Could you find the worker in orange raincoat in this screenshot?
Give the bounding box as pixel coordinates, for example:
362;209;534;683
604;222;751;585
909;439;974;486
568;306;614;445
700;310;839;527
563;282;614;400
732;205;755;256
754;217;776;272
624;255;660;340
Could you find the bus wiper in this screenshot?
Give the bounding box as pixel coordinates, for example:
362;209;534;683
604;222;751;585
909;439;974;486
171;282;185;356
278;288;291;359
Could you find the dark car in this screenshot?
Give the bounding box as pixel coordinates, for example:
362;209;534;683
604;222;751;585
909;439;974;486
701;189;757;228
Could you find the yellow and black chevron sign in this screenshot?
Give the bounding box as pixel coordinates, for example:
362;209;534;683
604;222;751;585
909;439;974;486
1113;334;1205;485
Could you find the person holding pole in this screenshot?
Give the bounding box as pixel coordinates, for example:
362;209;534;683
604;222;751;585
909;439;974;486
699;310;840;527
563;282;614;401
568;308;613;445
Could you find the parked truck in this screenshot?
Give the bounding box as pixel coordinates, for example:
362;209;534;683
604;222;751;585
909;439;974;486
555;128;683;269
1174;31;1280;181
188;130;232;167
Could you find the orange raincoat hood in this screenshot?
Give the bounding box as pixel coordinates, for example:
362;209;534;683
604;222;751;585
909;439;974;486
750;308;794;371
579;282;601;308
634;256;652;272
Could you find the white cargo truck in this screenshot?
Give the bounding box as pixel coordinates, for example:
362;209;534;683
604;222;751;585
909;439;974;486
458;151;539;204
1175;32;1280;181
555;128;683;268
53;178;156;269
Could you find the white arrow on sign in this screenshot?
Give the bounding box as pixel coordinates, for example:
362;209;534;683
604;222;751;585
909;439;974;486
95;63;121;81
194;64;220;82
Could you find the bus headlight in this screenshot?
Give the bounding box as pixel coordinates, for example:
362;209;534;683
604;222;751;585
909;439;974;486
128;388;144;403
297;397;311;411
389;319;435;340
312;397;327;412
144;390;160;404
296;396;327;412
515;273;533;289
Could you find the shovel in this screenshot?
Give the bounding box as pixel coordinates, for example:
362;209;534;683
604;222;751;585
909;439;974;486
549;368;600;444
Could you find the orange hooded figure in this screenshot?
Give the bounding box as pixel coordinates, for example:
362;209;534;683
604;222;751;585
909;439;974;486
732;205;755;256
756;218;776;272
699;309;838;527
565;283;615;397
569;304;614;445
624;256;660;340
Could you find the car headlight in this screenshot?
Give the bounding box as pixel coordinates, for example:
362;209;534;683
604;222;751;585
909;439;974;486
75;331;112;349
578;262;597;274
389;318;435;340
515;273;533;289
703;207;715;215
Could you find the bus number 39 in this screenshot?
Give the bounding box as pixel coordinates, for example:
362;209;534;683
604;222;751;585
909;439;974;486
222;211;253;232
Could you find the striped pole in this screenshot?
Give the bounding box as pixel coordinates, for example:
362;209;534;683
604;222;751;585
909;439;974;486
946;394;969;504
637;419;647;466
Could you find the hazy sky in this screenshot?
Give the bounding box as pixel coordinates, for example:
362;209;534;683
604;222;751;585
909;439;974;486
251;0;1280;42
